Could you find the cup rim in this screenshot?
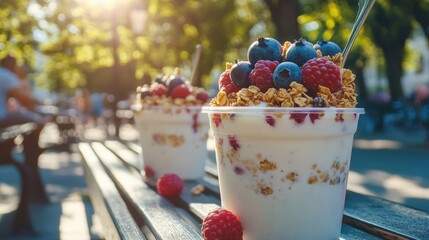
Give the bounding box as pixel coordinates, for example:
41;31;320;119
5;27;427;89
202;106;365;114
131;104;204;112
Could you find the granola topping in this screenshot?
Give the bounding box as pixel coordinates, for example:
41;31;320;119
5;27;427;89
259;160;277;172
211;53;357;108
153;133;185;147
190;184;205;195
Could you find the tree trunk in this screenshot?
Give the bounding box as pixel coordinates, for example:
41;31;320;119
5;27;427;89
414;2;429;40
382;48;405;100
353;60;368;101
264;0;301;43
345;47;368;101
367;2;413;100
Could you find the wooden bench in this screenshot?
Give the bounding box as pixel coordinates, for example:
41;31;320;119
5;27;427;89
79;140;429;240
0;123;49;234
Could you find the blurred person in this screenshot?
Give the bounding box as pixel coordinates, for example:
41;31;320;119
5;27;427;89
90;91;104;124
74;89;92;125
368;91;391;132
7;64;33;112
413;84;429;141
0;54;46;162
15;64;32;93
0;55;44;127
414;84;429;107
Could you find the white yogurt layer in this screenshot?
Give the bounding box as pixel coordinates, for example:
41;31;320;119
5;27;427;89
134;106;209;180
205;107;362;240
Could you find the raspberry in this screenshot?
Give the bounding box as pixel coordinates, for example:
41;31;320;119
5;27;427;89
290;112;307;124
201;208;243;240
171;84;191;98
233;166;244;175
144;166;155;178
265;115;276;127
249;60;279;92
228;135;240;151
150;82;168;97
196;91;210;103
156;173;184;197
219;70;241;94
301;57;342;96
212;113;222;128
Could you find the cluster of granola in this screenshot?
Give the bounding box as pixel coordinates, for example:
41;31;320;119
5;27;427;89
211;52;357;108
134;68;210;109
135;86;209;108
307;161;348;185
153;133;185;147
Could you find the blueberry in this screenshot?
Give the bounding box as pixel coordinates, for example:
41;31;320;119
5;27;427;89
314;40;341;57
230;60;252;88
154;74;167;86
167;76;186;94
312;97;326;107
273;62;301;89
247;37;282;67
139;85;151;99
285;38;317;67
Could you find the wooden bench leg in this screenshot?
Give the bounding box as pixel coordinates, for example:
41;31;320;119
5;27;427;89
10;161;36;235
27;166;50;204
22;127;49;204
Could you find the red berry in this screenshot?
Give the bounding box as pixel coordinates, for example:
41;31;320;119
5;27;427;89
228;135;240;151
201;208;243;240
156;173;184;197
212;113;222;128
196;91;210;103
301;57;342;96
150;82;168;97
219;70;241;94
144;166;155;178
171;84;191;98
249;60;279;93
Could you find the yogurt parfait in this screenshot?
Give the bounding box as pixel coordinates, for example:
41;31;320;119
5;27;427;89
202;37;363;240
133;70;211;180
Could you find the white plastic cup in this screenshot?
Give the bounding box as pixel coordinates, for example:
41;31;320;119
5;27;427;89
133;105;209;180
202;106;364;240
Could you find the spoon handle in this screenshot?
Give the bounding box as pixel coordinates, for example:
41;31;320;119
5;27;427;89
341;0;376;67
190;44;202;86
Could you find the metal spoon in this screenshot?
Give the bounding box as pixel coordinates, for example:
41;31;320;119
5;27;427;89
341;0;376;67
190;44;202;86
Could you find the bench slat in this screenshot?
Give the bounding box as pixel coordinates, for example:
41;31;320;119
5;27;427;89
81;140;429;240
79;143;145;240
104;140;141;170
200;153;429;239
90;142;202;240
111;141;388;239
0;123;38;142
116;141;388;239
126;141;141;154
344;191;429;240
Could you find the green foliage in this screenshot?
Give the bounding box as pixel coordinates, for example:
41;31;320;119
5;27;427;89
0;0;40;66
2;0;427;100
33;0;272;96
365;0;426;99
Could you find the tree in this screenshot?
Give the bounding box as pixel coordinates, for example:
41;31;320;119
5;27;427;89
414;1;429;40
366;1;412;100
37;0;272;98
285;0;374;100
0;0;42;67
365;0;429;100
263;0;300;42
